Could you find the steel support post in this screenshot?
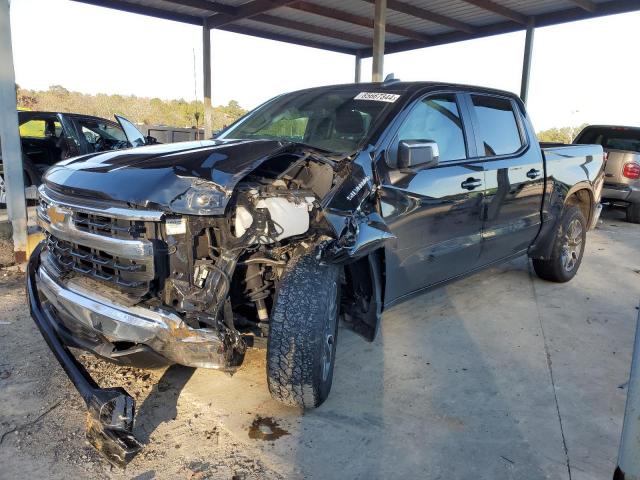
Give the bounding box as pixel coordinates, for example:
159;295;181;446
0;0;28;262
372;0;386;82
355;51;362;83
520;21;535;105
203;18;213;139
615;309;640;480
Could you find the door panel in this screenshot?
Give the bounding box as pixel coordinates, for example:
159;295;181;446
381;163;485;302
481;154;545;261
465;94;545;263
378;92;485;303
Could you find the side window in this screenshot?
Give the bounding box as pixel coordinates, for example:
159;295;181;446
19;118;63;139
389;94;467;166
77;120;127;151
81;126;100;145
471;95;523;156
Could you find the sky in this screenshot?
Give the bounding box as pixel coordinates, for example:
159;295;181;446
8;0;640;131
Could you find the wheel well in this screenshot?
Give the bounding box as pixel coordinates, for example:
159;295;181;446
565;189;592;223
341;250;385;341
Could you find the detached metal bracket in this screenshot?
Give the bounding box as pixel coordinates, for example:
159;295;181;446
27;243;142;468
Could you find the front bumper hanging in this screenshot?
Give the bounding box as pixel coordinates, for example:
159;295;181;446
27;242;142;467
28;236;246;466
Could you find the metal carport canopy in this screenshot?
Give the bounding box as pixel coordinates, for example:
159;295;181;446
72;0;640;57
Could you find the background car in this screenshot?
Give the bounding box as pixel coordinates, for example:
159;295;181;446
574;125;640;223
0;111;154;204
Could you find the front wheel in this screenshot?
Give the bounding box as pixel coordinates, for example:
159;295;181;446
267;253;340;408
532;205;587;283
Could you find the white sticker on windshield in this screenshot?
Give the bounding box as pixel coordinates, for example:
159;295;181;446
354;92;400;103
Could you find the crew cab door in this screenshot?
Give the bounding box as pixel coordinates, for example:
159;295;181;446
376;92;485;303
464;94;545;264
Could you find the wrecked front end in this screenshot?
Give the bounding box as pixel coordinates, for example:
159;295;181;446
28;140;393;465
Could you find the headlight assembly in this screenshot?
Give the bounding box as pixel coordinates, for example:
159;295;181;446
169;184;227;215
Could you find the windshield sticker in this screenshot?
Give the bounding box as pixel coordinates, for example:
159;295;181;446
354;92;400;103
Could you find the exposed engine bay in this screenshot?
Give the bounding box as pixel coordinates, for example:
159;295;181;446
158;152;339;365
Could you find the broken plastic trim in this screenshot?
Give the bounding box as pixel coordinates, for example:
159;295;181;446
320;211;396;264
27;242;142;468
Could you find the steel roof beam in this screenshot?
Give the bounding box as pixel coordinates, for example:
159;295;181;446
207;0;297;28
71;0;203;25
568;0;597;12
249;14;371;45
159;0;238;16
365;0;475;34
217;23;357;54
290;1;431;44
460;0;529;25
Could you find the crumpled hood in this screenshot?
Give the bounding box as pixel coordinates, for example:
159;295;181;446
43;139;305;215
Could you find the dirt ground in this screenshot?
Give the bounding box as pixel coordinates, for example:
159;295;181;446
0;207;638;480
0;265;288;479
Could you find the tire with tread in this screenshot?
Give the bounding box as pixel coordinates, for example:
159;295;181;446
532;205;586;283
267;253;340;409
627;203;640;224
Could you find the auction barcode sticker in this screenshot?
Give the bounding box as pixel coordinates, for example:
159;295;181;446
354;92;401;103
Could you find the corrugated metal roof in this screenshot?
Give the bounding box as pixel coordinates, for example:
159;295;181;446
71;0;640;56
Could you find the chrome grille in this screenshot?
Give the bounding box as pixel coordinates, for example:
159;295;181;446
46;235;152;292
72;211;147;239
37;186;164;297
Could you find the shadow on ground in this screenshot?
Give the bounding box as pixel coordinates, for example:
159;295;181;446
135;365;196;444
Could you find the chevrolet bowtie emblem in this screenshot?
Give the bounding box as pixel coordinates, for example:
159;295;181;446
47;205;67;224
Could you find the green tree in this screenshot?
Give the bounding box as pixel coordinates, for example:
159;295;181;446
15;86;248;129
537;123;589;144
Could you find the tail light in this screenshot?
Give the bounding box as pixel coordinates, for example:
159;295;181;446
622;162;640;180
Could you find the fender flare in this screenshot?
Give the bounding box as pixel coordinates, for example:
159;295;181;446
528;181;595;260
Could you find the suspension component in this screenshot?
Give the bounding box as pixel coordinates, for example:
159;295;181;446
245;263;271;326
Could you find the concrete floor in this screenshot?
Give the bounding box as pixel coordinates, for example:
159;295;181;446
148;207;637;480
1;208;638;479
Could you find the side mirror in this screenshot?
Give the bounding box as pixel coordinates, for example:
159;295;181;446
145;135;158;145
398;140;439;169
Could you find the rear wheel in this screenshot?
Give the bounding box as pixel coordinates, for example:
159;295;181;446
267;253;340;408
627;202;640;224
532;205;586;283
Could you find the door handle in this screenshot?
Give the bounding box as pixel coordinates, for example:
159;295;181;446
526;168;541;179
461;178;483;190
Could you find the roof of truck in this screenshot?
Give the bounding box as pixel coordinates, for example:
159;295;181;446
278;80;522;100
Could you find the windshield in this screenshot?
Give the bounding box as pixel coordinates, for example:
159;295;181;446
218;87;400;154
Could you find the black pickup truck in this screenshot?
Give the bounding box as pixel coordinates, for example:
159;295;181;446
28;82;604;466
